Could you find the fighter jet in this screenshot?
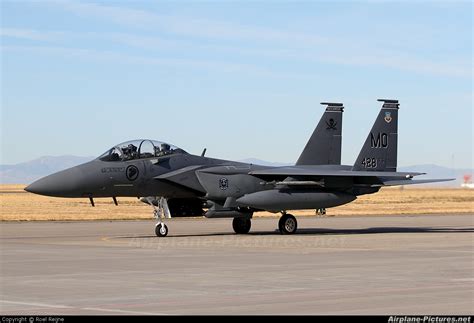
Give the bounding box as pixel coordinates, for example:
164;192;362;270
25;100;452;237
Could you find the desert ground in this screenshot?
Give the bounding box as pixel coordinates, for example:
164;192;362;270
0;184;472;221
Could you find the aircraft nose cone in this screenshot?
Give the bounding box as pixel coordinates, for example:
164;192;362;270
24;181;43;194
25;167;84;197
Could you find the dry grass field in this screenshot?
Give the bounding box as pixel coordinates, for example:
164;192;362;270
0;184;472;221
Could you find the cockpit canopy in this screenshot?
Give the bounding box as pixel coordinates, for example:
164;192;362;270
98;140;188;162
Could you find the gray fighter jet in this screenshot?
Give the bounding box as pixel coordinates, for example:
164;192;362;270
25;100;452;237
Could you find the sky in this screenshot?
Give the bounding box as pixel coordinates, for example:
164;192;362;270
1;0;472;168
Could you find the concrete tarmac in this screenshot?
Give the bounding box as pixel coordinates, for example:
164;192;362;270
1;214;473;315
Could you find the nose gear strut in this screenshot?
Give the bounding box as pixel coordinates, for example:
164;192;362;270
143;197;171;237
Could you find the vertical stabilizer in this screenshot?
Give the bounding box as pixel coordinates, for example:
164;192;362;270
296;102;344;166
353;99;399;172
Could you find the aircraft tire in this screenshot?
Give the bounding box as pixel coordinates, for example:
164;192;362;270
232;218;251;234
279;214;298;235
155;223;169;237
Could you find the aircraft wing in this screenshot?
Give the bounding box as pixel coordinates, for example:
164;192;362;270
154;165;207;193
249;167;425;179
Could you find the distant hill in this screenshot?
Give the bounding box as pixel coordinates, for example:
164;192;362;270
1;156;94;184
1;156;471;187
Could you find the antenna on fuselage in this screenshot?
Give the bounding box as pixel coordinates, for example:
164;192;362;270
201;148;207;157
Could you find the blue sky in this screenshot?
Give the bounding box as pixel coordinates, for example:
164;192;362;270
1;0;472;168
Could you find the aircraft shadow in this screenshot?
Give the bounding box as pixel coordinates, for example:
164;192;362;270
295;227;474;235
121;226;474;239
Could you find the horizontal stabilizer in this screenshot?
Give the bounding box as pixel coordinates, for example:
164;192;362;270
375;178;455;187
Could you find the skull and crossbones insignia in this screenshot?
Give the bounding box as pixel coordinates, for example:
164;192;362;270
326;118;338;130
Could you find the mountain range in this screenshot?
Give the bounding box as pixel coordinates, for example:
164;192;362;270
1;156;471;187
1;156;94;185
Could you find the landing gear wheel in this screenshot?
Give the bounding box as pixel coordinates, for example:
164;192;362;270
279;214;297;235
155;223;169;237
232;218;252;234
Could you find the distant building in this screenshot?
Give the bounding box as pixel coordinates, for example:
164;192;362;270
461;174;474;189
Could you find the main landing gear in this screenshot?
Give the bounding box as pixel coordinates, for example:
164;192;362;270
278;212;298;235
232;217;252;234
231;212;298;235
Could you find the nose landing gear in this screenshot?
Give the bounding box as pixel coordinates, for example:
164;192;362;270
155;223;169;237
144;197;171;238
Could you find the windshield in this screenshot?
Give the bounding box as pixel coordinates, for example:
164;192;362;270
98;140;187;162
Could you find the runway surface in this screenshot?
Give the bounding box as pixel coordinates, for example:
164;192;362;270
1;214;473;315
